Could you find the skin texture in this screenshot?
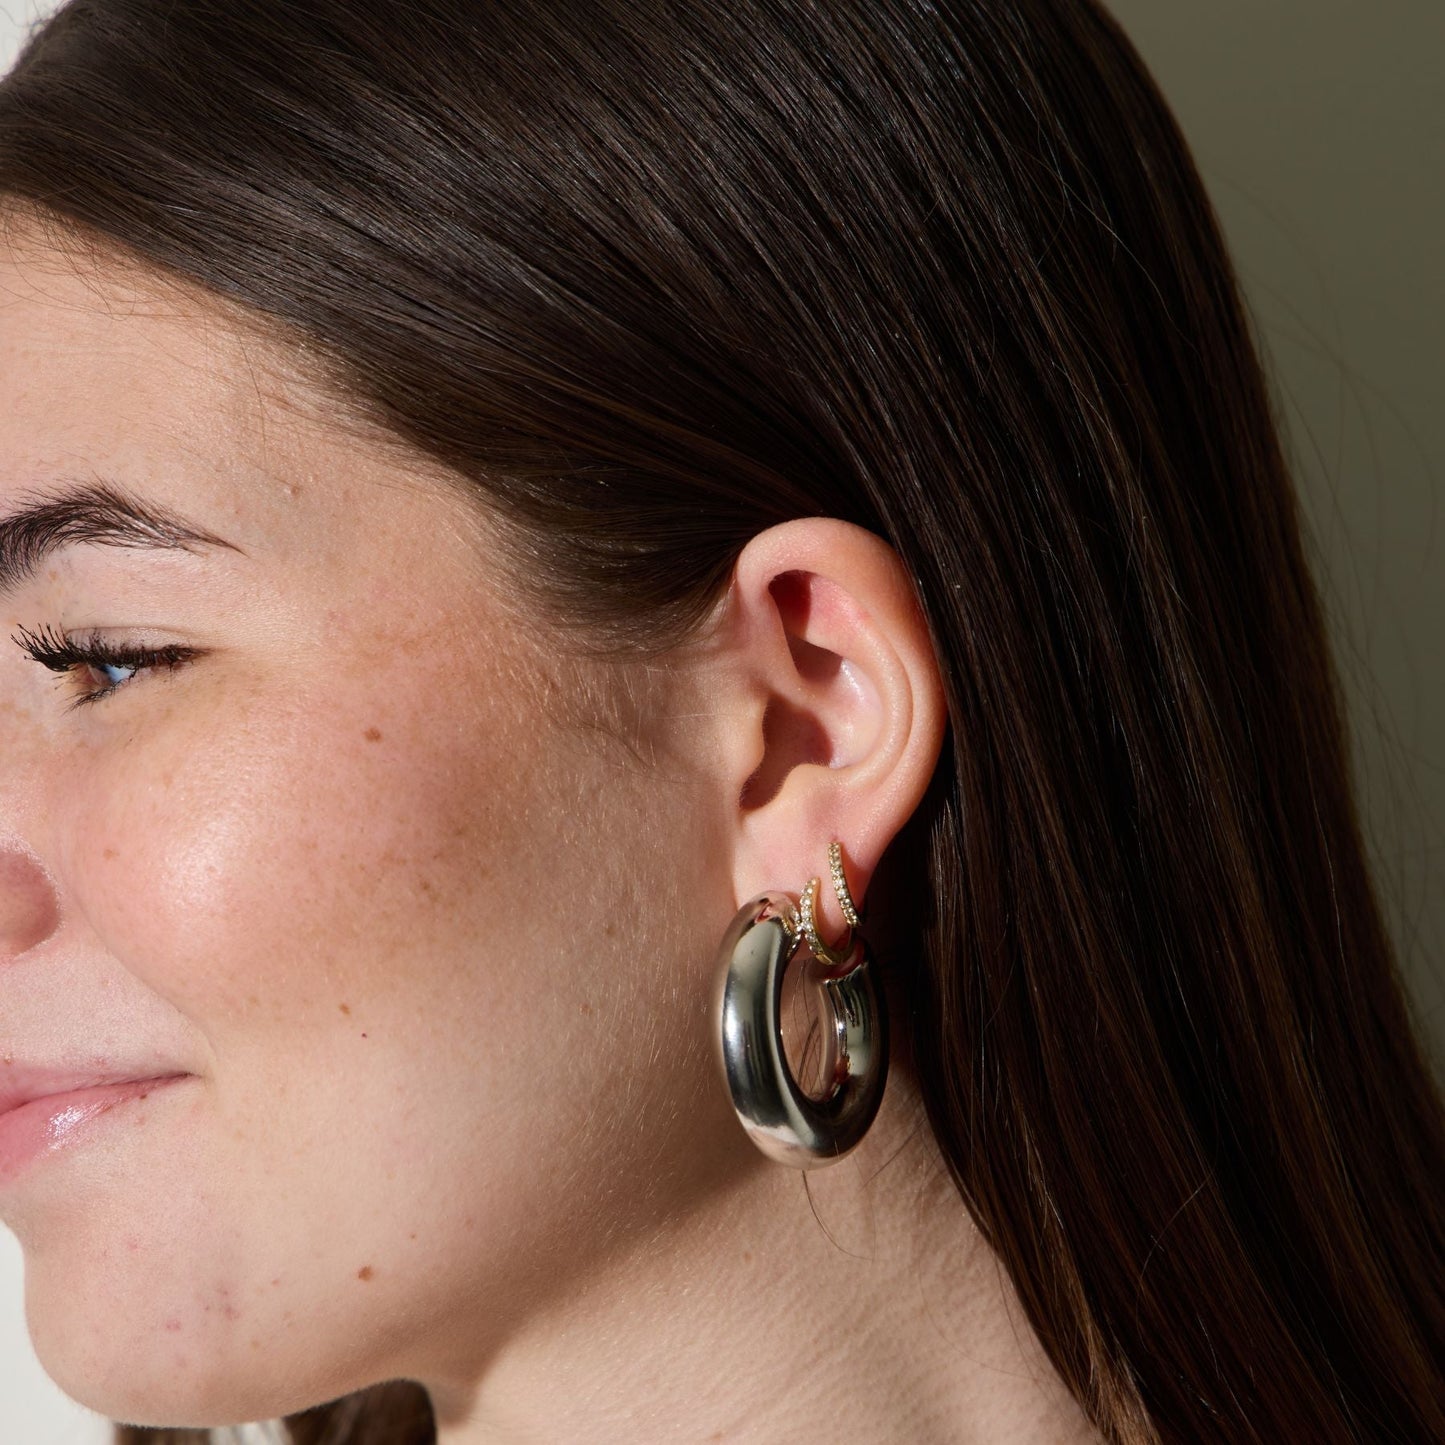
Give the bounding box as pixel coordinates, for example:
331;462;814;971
0;224;1100;1443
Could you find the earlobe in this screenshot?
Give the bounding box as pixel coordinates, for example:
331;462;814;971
716;517;947;939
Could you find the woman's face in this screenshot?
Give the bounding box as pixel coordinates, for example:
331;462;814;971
0;229;741;1423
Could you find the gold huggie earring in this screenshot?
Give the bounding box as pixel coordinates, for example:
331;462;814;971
798;839;861;972
712;839;889;1168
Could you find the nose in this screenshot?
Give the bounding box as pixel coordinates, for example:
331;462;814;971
0;846;60;960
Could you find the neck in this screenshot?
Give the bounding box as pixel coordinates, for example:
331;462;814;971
424;1062;1100;1445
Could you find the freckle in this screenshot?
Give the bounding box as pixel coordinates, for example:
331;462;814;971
163;1319;182;1333
339;1003;351;1016
271;1278;281;1287
103;847;118;860
250;1337;261;1350
408;1232;417;1242
463;1216;475;1231
580;1002;593;1016
363;726;383;742
743;1250;752;1263
247;995;260;1007
357;1265;374;1282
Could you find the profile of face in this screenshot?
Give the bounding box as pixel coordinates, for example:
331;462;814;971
0;222;949;1428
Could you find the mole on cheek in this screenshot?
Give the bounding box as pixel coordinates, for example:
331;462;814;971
357;1265;375;1282
363;726;383;742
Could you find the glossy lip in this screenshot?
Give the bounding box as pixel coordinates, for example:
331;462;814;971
0;1071;192;1183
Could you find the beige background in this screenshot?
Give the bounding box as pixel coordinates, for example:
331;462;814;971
1;0;1441;1438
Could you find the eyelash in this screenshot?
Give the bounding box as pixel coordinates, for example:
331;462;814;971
11;621;201;710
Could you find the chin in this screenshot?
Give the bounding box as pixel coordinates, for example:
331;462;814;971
23;1262;346;1432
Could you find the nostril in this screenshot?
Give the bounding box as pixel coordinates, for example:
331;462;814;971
0;848;60;959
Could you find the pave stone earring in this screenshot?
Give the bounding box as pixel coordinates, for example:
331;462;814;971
712;840;888;1167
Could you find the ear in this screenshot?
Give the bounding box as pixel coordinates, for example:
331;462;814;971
706;517;947;943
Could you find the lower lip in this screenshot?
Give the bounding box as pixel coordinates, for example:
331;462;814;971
0;1076;190;1183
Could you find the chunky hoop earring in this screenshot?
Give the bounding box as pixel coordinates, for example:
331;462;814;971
712;841;888;1168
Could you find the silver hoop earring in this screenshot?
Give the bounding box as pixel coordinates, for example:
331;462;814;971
712;841;888;1168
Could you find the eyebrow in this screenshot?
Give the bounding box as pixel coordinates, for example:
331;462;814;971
0;478;244;598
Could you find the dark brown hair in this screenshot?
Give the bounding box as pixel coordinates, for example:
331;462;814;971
3;1;1442;1441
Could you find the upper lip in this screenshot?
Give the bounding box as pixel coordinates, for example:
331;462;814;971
0;1067;190;1118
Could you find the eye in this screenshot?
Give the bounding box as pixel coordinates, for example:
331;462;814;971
11;621;202;710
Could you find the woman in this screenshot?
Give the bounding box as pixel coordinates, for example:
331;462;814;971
0;1;1440;1441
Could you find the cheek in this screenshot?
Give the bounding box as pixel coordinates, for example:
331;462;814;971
64;681;523;1033
21;656;714;1423
49;666;571;1262
20;672;569;1418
